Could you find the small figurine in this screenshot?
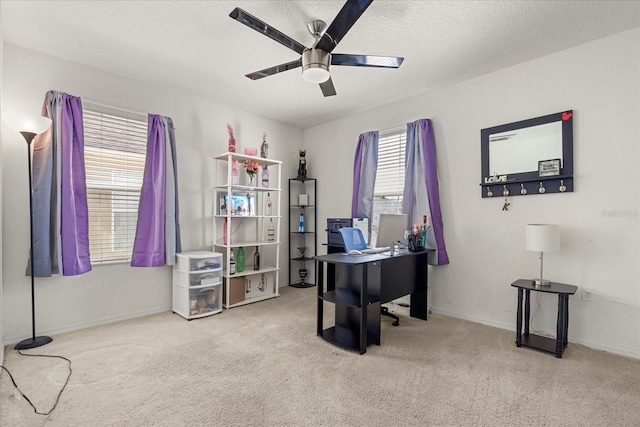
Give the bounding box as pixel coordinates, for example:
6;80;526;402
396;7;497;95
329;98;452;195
232;160;239;185
297;149;307;178
227;124;236;153
260;132;268;158
261;132;269;187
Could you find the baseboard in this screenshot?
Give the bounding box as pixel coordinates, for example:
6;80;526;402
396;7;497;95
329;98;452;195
567;336;640;360
3;306;170;347
432;308;514;334
4;284;291;347
431;308;640;360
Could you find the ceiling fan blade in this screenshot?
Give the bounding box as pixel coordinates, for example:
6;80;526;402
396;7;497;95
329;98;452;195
319;77;337;97
246;59;303;80
331;53;404;68
315;0;374;53
230;7;307;55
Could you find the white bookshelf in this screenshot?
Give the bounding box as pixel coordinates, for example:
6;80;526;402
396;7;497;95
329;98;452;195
211;152;282;308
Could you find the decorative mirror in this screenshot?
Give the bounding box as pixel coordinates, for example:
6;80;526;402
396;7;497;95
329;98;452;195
480;110;574;198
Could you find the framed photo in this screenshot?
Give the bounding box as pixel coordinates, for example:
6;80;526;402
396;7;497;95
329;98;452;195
538;158;561;177
220;193;256;216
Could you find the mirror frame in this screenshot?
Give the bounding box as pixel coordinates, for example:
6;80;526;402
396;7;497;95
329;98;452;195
480;110;574;198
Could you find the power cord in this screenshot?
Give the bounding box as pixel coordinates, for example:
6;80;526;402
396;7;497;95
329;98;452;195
0;350;72;416
530;292;556;339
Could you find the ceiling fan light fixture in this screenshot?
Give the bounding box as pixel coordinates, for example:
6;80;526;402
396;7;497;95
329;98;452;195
230;2;402;97
302;66;330;84
302;49;330;84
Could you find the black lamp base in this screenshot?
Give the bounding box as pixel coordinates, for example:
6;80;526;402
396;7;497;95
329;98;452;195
14;335;53;350
290;281;315;288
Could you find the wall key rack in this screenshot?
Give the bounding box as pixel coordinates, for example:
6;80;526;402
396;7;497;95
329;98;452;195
480;110;574;198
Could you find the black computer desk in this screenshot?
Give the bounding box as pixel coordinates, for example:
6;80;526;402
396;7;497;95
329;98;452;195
315;249;431;354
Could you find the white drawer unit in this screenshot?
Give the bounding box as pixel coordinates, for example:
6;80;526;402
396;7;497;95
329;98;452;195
173;251;223;319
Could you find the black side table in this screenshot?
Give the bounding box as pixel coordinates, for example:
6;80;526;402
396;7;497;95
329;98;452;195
511;279;578;358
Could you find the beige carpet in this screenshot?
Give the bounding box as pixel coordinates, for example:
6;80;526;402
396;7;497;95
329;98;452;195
1;286;639;426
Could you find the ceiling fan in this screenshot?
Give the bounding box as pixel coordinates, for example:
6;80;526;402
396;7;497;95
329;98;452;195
229;0;404;97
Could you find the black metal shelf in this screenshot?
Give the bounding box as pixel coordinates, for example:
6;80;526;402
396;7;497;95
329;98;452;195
289;177;317;288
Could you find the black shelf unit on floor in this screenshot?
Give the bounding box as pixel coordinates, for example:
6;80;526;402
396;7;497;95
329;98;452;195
289;177;316;288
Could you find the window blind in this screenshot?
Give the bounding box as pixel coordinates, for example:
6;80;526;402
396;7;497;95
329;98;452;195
84;109;147;263
375;129;406;197
371;128;406;244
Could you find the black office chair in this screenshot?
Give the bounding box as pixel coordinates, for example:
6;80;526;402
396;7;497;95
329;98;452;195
338;227;400;327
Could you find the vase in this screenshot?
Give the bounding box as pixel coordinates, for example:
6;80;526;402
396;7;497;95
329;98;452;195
248;174;255;187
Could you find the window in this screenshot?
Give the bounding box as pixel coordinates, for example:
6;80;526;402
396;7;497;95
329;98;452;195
371;127;406;245
84;108;147;263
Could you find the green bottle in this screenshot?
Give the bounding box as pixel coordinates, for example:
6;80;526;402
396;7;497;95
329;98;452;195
236;247;245;273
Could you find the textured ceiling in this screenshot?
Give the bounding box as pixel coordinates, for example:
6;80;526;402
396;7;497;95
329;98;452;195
2;1;639;129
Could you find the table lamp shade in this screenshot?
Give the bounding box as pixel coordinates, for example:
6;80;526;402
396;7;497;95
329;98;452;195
526;224;560;252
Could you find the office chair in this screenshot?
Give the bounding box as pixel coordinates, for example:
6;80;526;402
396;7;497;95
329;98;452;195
338;227;400;327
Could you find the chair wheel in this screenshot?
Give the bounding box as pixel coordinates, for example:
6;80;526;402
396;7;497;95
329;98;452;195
392;320;399;327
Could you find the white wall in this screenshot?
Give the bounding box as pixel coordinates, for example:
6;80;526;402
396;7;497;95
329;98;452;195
306;28;640;359
0;30;5;365
1;44;303;344
3;29;639;360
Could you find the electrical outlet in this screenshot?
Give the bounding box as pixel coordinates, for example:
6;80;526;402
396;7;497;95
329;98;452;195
582;288;595;302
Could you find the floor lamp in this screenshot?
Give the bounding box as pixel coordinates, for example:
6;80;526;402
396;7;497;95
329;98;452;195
525;223;560;287
4;111;53;350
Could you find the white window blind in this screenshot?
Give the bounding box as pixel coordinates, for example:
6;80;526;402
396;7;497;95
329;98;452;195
84;109;147;263
371;128;406;244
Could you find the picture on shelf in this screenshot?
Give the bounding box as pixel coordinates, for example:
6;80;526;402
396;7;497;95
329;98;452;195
220;193;256;216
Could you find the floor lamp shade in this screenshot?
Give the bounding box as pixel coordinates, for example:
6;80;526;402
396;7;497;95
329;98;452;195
526;224;560;286
4;110;52;135
3;111;53;350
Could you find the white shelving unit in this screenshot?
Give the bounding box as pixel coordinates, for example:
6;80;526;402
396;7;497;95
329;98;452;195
211;152;282;308
173;251;223;320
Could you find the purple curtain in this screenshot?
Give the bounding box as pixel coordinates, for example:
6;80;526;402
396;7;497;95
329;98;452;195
131;114;181;267
403;119;449;265
131;115;166;266
164;117;181;263
32;91;91;276
351;131;379;228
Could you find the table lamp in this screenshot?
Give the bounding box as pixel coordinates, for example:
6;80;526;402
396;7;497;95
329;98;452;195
4;110;53;349
526;224;560;287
